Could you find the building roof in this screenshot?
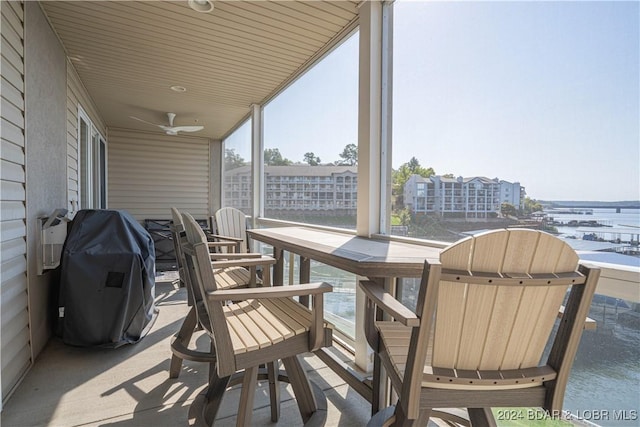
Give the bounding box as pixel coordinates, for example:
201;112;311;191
225;164;357;177
265;165;357;176
412;175;509;185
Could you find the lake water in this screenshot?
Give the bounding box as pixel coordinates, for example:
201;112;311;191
549;208;640;242
545;209;640;425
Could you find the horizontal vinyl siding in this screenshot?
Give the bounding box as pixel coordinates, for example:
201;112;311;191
107;129;210;221
0;0;30;406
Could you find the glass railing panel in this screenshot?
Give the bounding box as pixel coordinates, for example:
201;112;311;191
563;295;639;426
256;241;357;342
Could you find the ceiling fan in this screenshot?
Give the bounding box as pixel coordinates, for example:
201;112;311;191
130;112;204;135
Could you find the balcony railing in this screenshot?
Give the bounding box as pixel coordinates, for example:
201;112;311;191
254;216;639;424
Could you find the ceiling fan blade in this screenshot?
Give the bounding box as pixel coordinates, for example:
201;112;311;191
129;116;163;128
169;126;204;133
131;114;203;135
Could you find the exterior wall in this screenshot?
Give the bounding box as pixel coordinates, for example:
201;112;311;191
1;0;29;406
1;1;110;406
403;175;433;213
107;129;211;221
499;180;523;209
24;0;68;361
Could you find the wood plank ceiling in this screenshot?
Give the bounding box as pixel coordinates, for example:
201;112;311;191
41;0;359;139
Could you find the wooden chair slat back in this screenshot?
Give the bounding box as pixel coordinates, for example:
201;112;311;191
173;210;208;319
171;207;183;228
432;229;579;371
215;207;249;253
182;212;236;373
183;213;218;292
170;207;186;283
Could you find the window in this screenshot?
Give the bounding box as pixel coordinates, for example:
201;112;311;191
257;32;359;343
263;32;359;229
223;119;252;216
78;106;106;210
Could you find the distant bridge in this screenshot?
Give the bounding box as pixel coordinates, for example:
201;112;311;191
545;202;640;212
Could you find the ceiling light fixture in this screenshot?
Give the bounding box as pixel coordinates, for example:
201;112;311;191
188;0;214;13
170;85;187;93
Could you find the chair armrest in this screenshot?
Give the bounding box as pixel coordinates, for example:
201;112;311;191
208;283;332;353
208;233;244;243
207;282;332;301
209;252;262;260
359;280;419;327
206;241;239;249
211;256;276;270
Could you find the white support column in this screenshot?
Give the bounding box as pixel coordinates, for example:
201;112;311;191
356;0;383;238
250;104;263;229
379;2;394;235
355;0;394;374
209;138;223;215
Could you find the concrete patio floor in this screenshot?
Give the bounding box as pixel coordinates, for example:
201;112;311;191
1;273;371;426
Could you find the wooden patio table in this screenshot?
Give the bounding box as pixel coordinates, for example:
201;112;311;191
247;226;442;411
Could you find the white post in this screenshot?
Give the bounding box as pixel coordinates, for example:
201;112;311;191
250;104;263;229
356;0;383;238
380;2;394;236
210;139;222;215
355;0;394;373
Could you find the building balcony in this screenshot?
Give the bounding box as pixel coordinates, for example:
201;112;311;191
2;1;637;424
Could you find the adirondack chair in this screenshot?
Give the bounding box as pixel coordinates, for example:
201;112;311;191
181;212;334;426
212;206;251;254
169;207;272;379
361;229;600;427
171;209;292;422
169;207;246;287
213;206;265;284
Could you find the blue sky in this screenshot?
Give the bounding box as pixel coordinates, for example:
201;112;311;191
227;1;639;202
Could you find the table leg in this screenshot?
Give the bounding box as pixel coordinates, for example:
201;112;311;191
273;247;284;286
299;255;311;307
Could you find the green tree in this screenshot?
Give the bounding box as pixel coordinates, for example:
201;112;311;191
522;197;543;215
397;207;412;227
303;152;321;166
392;157;435;209
225;148;246;169
264;148;292;166
337;143;358;166
501;202;518;217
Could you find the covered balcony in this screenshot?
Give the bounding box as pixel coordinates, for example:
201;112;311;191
1;1;638;426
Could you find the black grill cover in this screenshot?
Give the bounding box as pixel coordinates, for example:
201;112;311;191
59;209;158;347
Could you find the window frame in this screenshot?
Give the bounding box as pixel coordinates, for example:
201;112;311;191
77;105;107;211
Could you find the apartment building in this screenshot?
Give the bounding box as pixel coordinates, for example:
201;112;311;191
225;165;358;215
403;175;525;218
